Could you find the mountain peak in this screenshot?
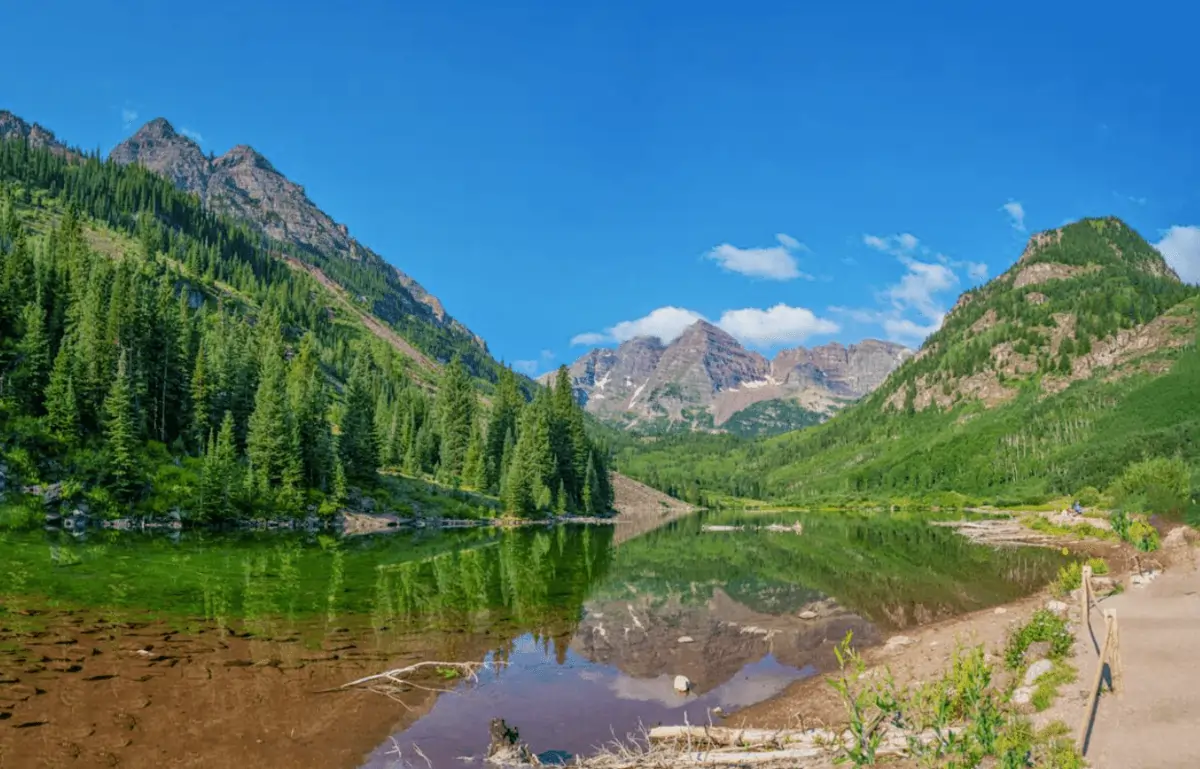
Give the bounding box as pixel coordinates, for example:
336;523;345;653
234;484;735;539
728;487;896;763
136;117;179;139
0;110;68;153
218;144;274;172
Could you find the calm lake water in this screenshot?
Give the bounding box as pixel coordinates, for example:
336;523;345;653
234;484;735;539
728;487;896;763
0;511;1069;769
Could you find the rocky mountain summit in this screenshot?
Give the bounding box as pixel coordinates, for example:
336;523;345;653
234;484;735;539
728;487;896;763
552;320;910;433
0;110;71;155
109;117;480;350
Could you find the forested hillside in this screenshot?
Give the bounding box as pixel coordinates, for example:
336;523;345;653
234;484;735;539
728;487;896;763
617;218;1200;508
0;134;612;527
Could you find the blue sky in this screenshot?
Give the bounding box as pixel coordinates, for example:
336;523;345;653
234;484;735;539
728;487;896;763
3;0;1198;376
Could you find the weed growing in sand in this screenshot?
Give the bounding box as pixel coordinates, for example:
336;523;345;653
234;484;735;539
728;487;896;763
828;632;900;766
1031;659;1078;711
827;637;1087;768
1004;610;1072;670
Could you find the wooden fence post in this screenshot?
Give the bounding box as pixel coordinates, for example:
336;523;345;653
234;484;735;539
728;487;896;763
1077;609;1119;753
1080;564;1092;628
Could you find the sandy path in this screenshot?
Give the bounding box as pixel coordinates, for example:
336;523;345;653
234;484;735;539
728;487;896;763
1076;543;1200;768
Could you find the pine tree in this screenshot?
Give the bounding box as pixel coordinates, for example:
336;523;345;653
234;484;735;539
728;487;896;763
462;418;487;490
434;356;476;485
339;351;380;483
484;367;524;491
44;342;79;443
14;302;51;412
104;349;140;501
246;331;298;489
190;344;211;451
287;333;332;489
200;411;240;521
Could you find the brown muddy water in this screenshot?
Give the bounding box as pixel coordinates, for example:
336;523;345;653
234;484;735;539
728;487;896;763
0;511;1070;768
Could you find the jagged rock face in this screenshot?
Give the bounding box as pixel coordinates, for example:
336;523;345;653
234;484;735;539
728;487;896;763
560;337;665;408
561;320;910;430
109;118;480;345
0;111;69;154
772;340;912;398
645;321;769;408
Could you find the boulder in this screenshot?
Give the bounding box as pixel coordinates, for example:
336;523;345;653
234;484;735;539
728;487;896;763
883;635;916;653
1012;686;1034;706
1023;659;1054;686
993;607;1007;615
677;636;694;644
798;610;818;620
1046;600;1068;616
673;675;691;693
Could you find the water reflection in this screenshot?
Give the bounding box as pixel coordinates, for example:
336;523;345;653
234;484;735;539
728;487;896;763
0;512;1070;769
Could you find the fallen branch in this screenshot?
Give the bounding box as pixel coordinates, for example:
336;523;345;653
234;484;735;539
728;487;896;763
337;661;497;706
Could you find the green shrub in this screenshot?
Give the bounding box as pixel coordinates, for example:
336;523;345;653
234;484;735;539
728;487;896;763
1087;557;1109;575
1127;520;1160;552
1108;456;1191;515
1052;562;1082;596
1075;486;1102;507
1005;609;1073;670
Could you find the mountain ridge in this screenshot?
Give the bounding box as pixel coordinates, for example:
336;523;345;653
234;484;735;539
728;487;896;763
550;319;911;435
107;116;487;370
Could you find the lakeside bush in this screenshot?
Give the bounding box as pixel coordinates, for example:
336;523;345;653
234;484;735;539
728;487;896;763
1108;456;1191;516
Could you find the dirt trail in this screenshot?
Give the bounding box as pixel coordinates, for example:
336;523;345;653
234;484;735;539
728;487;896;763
282;255;439;375
1074;539;1200;768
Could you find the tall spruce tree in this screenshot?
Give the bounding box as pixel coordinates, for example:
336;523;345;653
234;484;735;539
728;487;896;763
44;341;79;443
339;350;380;483
434;356;476;485
103;349;140;501
246;329;298;489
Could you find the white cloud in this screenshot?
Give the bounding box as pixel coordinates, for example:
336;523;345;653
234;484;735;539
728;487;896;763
883;316;944;345
1002;201;1026;232
705;233;811;280
862;232;920;256
610;306;705;343
838;232;968;346
512;359;540;375
121;108;138;128
569;332;609;347
512;350;555;376
716;304;839;345
181;127;204;143
886;256;957;320
569;303;837;349
1154;226;1200;284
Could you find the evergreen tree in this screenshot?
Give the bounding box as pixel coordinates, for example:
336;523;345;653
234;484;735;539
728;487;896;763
484;367;524;491
14;302;50;412
434;355;476;485
44;341;79;443
200;412;240;521
103;349;140;501
462;418;487;490
287;333;332;489
339;351;380;483
246;331;298;489
189;343;211;451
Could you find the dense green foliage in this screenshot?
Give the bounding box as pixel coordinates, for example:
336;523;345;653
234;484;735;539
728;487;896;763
722;398;825;437
0;136;611;523
616;219;1200;508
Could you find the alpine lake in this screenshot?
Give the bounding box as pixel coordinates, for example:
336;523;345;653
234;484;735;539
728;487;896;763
0;509;1071;769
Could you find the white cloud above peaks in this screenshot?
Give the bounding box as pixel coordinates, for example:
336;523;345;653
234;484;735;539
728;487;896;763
716;304;838;345
705;233;812;280
1002;201;1026;232
1154;225;1200;284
